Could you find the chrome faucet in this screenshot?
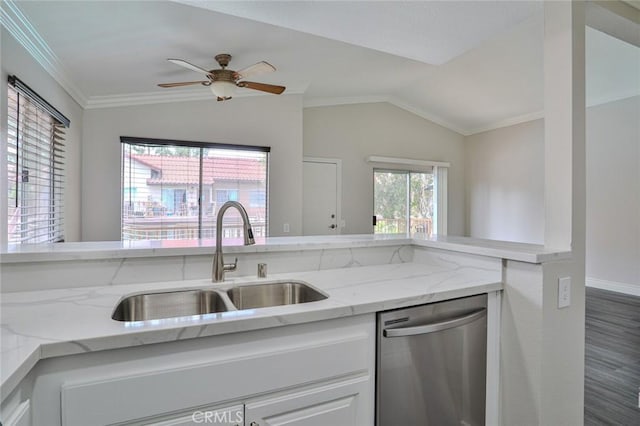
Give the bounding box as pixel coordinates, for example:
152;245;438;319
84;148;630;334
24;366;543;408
212;201;255;282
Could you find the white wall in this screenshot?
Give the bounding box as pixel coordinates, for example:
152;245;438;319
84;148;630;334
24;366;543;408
586;95;639;293
465;119;545;244
466;95;640;293
303;102;466;235
82;95;303;241
0;29;83;242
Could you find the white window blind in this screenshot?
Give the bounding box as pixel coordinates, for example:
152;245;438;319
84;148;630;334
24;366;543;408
7;77;69;244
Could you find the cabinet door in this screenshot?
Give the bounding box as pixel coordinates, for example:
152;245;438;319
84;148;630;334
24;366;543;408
245;375;371;426
128;404;243;426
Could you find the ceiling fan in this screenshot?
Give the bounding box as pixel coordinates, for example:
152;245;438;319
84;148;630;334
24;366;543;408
158;54;286;101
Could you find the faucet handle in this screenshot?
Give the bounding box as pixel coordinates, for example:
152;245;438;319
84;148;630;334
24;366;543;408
224;257;238;272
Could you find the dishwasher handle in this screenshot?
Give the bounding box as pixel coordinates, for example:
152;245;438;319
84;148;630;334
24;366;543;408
383;308;486;338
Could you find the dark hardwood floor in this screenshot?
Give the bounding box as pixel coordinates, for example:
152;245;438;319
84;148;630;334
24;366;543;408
585;287;640;425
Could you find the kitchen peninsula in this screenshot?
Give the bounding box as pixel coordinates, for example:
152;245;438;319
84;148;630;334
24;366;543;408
1;234;569;425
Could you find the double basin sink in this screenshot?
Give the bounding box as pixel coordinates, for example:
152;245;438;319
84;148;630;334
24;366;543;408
112;280;328;322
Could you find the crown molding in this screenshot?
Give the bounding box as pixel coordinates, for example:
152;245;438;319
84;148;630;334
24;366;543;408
303;95;388;108
622;1;640;12
2;0;307;111
0;0;87;107
85;84;308;109
301;88;640;137
303;95;469;135
466;110;545;135
586;91;640;108
85;89;216;109
465;91;640;135
385;96;469;135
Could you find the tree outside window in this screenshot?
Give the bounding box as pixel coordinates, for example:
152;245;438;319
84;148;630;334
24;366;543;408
374;170;434;236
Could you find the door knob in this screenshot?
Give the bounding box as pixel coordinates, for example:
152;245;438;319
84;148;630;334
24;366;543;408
329;224;336;229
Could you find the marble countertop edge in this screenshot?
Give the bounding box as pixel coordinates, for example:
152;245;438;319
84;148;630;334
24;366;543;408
411;238;572;263
0;235;412;263
0;234;571;264
1;345;40;403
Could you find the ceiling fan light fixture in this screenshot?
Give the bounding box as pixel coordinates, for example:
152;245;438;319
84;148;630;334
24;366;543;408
210;81;236;99
160;54;285;99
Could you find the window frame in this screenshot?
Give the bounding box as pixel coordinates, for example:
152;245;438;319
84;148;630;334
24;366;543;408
6;76;70;244
373;165;448;236
120;136;270;241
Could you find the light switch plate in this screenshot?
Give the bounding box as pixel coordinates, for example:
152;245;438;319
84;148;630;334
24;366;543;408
558;277;571;308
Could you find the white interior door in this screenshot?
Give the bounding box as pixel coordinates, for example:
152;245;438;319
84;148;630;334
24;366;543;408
303;159;341;235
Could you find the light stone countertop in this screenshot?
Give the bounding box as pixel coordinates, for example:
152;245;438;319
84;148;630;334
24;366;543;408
1;254;502;400
1;233;571;264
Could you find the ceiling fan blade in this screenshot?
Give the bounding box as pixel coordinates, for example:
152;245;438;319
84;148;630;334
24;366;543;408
238;81;286;95
158;81;210;88
235;61;276;79
167;59;211;75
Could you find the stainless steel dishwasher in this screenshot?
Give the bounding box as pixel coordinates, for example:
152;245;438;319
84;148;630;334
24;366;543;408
376;294;487;426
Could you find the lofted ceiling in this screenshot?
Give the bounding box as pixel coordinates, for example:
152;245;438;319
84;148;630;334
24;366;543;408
5;0;640;135
174;0;542;65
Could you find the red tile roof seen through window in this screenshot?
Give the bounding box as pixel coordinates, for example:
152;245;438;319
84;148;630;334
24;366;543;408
130;154;266;185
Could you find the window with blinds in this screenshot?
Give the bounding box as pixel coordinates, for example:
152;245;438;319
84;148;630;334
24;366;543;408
121;137;269;241
7;76;70;244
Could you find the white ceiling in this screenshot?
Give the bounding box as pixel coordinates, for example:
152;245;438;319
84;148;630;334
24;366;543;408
586;26;640;106
7;0;640;135
175;0;542;65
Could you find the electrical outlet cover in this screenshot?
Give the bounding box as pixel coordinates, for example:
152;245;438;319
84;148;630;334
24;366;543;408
558;277;571;308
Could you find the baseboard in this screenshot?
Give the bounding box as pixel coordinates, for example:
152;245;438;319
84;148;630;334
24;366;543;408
586;277;640;297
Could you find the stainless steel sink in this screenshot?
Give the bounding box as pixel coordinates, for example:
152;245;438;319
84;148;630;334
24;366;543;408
112;289;229;322
226;281;328;310
112;280;328;322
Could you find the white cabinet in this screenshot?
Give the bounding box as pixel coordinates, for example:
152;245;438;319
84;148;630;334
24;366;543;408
27;315;374;426
245;375;370;426
127;374;372;426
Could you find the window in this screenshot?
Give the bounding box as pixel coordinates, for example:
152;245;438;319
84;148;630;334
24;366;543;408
216;189;239;204
374;168;445;237
121;137;269;241
7;76;70;244
249;190;266;207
